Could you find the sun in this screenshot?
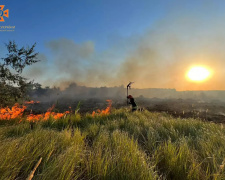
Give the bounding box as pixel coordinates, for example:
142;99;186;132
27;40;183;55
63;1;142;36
187;66;211;82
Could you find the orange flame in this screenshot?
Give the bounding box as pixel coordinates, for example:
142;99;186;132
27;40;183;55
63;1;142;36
0;103;26;120
0;101;71;122
26;105;70;122
92;100;112;117
25;101;40;104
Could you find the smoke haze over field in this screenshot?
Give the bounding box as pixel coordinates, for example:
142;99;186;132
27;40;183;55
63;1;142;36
23;1;225;90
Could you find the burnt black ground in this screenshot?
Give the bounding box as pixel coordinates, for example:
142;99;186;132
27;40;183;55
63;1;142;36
25;97;225;123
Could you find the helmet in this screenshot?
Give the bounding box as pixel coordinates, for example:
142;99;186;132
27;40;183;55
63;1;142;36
127;95;133;99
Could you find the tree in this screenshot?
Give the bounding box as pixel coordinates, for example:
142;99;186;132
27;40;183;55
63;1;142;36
0;41;40;106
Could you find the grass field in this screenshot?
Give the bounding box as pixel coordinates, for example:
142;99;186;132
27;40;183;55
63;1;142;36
1;108;225;180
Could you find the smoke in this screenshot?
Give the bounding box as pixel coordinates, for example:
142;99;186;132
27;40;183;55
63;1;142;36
46;38;95;82
23;53;49;82
24;1;225;90
117;2;225;90
24;38;121;89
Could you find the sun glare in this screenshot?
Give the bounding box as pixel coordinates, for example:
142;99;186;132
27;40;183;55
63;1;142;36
187;66;211;82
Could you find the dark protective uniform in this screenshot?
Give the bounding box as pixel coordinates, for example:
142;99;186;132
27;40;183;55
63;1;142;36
129;97;137;112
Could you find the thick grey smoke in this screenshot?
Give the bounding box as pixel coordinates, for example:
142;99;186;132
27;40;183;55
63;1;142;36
24;2;225;90
24;38;120;89
45;39;95;86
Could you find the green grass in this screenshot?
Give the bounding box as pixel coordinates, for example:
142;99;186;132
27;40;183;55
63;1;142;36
1;108;225;179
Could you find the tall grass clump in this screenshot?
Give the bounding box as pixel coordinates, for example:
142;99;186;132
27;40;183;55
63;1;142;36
39;129;86;180
0;127;84;180
85;130;157;180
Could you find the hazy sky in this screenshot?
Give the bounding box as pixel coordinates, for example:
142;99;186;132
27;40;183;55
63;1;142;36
1;0;225;90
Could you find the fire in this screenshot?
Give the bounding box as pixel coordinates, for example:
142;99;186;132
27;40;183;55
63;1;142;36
92;100;112;117
25;101;40;104
0;99;113;122
27;114;43;122
26;105;70;122
0;101;70;122
0;103;26;120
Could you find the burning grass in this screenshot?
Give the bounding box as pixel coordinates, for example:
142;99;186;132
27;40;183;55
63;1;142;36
0;100;112;123
26;105;70;122
25;101;40;104
92;100;112;117
0;102;71;123
0;103;26;120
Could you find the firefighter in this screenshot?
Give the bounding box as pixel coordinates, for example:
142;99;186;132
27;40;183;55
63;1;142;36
127;95;137;112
